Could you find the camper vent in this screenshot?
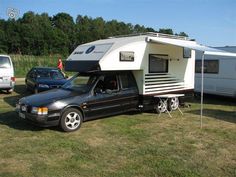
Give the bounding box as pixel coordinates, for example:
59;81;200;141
108;32;189;40
144;73;186;94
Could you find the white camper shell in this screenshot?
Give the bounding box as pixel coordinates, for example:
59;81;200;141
66;33;196;96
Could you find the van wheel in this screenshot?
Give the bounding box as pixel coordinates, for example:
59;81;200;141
60;108;83;132
167;97;179;111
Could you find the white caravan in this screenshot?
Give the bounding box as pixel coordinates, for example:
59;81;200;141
195;46;236;98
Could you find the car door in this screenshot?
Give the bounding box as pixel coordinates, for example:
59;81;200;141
85;74;123;119
117;72;139;112
26;70;37;90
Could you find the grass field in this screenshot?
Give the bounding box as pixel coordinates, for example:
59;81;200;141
10;55;65;77
0;81;236;177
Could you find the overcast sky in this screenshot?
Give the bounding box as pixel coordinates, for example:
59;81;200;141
0;0;235;47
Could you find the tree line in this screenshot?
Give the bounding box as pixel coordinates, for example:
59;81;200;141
0;11;188;56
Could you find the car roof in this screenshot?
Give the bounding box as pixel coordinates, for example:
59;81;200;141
33;67;59;70
0;55;11;58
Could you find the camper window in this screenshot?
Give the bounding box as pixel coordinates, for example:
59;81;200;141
149;54;168;73
195;60;219;74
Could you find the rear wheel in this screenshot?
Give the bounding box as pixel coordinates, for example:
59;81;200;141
7;89;13;94
167;97;179;111
60;108;83;132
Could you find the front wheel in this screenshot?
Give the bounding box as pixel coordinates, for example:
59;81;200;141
155;101;167;114
60;108;83;132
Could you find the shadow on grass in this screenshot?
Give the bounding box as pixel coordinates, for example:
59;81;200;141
0;111;44;131
3;84;30;107
186;109;236;124
193;94;236;106
0;84;60;131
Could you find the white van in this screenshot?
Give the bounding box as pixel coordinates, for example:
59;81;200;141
0;55;15;93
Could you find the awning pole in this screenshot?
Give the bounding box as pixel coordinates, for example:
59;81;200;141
200;52;205;129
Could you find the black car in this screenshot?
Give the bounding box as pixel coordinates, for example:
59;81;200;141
25;67;68;93
16;71;139;132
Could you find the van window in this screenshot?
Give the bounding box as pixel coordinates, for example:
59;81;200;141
0;56;11;68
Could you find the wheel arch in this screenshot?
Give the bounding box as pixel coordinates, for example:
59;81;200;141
60;105;85;121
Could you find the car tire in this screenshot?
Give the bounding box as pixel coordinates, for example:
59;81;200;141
60;108;83;132
7;89;13;94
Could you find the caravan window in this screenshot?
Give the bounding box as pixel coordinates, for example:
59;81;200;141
149;54;168;73
195;60;219;74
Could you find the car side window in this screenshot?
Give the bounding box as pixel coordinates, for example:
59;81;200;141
32;71;37;78
103;75;118;91
120;73;136;89
94;74;119;94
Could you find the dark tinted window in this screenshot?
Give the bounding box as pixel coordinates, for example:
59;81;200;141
195;60;219;74
149;54;168;73
103;75;118;90
0;56;11;68
36;69;65;79
120;73;136;89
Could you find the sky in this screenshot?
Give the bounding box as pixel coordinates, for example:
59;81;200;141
0;0;235;47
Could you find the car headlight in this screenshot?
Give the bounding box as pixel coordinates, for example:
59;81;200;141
31;107;48;115
38;84;49;88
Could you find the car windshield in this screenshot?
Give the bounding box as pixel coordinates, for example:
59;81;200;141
62;74;98;93
0;56;11;68
36;69;65;79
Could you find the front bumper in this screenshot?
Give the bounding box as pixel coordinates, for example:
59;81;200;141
16;108;60;127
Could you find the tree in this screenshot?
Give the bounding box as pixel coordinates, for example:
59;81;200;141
158;28;174;35
0;12;189;56
178;32;189;37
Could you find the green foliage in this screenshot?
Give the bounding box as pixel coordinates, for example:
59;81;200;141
0;12;189;56
11;55;62;77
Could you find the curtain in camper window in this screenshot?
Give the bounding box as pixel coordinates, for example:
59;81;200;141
149;54;168;73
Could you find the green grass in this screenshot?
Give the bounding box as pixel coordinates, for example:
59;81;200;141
0;81;236;177
10;55;73;77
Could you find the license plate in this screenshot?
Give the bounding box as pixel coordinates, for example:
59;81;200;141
19;112;25;119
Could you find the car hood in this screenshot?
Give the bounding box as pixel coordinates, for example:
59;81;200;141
36;78;67;85
20;88;82;107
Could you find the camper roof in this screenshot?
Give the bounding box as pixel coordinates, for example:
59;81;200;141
65;32;236;72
